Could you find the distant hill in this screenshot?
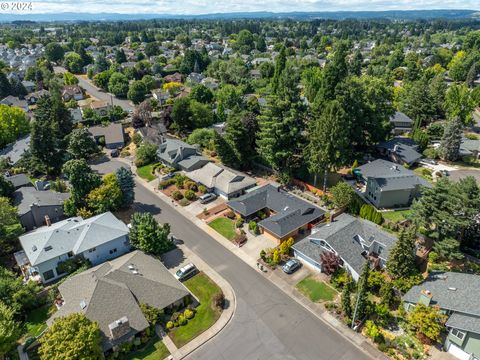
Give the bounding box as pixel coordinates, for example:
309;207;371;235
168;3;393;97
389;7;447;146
0;10;479;23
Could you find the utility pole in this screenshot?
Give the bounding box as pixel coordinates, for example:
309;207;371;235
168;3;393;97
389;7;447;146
351;289;361;330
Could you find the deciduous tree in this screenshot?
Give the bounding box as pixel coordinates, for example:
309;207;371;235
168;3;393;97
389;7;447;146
129;212;174;255
407;304;446;343
0;301;21;356
66;128;98;160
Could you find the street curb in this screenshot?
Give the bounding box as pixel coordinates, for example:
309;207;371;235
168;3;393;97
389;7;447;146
129;165;384;360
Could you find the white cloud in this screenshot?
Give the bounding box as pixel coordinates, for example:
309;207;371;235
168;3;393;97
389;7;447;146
6;0;480;14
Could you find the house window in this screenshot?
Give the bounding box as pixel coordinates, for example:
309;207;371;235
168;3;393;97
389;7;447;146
109;248;117;255
43;270;55;281
451;328;466;341
67;251;74;258
88;248;96;253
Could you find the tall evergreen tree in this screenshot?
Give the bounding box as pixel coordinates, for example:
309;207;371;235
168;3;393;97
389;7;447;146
225;111;254;169
353;261;370;321
213;131;237;167
439;117;463;161
115;167;135;208
272;46;286;93
387;228;418;279
341;277;353;319
306;100;350;191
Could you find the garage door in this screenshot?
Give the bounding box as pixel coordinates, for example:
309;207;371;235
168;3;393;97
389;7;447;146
448;343;471;360
294;251;321;271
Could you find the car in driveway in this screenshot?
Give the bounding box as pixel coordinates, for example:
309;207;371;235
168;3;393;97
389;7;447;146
420;159;437;166
160;172;176;181
199;193;217;204
440;169;450;176
282;259;301;274
111;149;119;158
175;263;198;281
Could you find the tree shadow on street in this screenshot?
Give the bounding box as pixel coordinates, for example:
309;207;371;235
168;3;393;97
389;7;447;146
161;248;186;269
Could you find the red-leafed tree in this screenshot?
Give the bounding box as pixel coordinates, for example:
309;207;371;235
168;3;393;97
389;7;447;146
320;251;342;275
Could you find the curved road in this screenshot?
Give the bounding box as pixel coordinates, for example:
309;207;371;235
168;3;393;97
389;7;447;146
92;159;372;360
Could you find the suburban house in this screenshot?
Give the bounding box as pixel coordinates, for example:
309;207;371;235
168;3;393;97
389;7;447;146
390;111;413;135
62;85;84;101
157;139;210;171
69;107;83;123
25;89;49;105
137;122;167;145
0;135;31;165
353;159;431;209
403;272;480;360
0;95;29;111
87;100;112;116
47;250;191;354
17;212;130;283
21;80;35;93
292;213;397;281
186;162;256;199
227;184;325;243
88;123;125;149
376;137;422;166
13;187;70;230
6;173;32;189
151;89;170;105
460;137;480;160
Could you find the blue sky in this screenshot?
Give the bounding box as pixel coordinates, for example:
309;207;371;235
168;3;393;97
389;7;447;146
12;0;480;14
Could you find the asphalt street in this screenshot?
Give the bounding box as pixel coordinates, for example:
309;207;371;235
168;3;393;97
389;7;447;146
92;158;372;360
54;66;134;111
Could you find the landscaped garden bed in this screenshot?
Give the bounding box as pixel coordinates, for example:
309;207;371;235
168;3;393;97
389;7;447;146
159;174;205;206
120;335;170;360
167;272;223;348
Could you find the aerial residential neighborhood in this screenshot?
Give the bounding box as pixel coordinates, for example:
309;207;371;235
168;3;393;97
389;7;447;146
1;4;480;360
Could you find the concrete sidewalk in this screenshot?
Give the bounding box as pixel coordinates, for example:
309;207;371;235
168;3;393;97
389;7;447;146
125;159;386;360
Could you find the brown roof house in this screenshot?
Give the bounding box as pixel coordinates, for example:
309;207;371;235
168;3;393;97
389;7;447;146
62;85;84;101
47;251;191;354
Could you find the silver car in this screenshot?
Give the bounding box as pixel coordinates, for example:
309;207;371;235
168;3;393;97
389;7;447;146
282;259;301;274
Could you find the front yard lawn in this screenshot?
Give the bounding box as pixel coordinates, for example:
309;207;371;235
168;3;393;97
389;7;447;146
168;273;222;348
296;275;337;303
25;305;50;337
137;163;157;182
382;209;412;223
121;336;170;360
208;217;236;240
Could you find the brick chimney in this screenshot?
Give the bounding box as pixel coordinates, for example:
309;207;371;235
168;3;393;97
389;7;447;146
108;317;130;340
45;215;51;227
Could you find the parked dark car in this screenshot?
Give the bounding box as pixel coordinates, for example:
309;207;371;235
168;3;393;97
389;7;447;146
111;149;119;157
282;259;301;274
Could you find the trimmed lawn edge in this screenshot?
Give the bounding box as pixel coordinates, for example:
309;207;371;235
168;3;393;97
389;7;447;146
296;275;337;303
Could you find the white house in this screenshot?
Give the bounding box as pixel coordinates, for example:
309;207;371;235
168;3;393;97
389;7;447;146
18;212;130;284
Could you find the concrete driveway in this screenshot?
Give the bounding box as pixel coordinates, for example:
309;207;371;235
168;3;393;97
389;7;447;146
448;169;480;182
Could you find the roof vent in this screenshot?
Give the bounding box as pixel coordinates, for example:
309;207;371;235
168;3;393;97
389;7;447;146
448;287;457;291
32;245;37;252
44;245;53;251
132;270;139;275
128;264;135;270
80;300;87;309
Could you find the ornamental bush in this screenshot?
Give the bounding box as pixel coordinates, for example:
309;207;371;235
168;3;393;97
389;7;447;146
184;189;196;201
198;185;207;193
172;191;183;200
166;321;174;329
178;315;187;326
184;309;195;320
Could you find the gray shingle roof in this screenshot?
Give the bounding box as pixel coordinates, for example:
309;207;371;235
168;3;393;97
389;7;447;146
227;184;325;238
356;159;431;190
403;271;480;317
293;213;397;275
48;251;190;351
13;187;69;216
6;173;31;189
186;162;256;196
157;139;209;170
376;137;422;165
390;111;413;125
446;313;480;334
19;212;128;266
88;123;124;146
0;135;30;164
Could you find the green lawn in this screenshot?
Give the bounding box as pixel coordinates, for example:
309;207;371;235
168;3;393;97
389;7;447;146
137;164;157;182
25;305;50;338
381;209;412;223
121;336;170;360
168;273;222;348
208;217;236;240
296;275;337;303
